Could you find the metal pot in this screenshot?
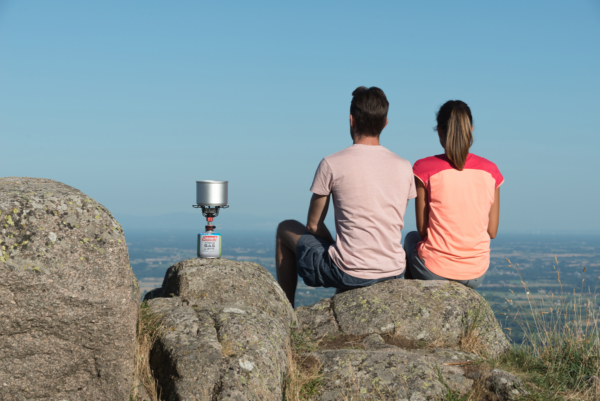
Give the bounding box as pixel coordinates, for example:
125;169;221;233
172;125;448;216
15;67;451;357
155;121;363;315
196;180;228;206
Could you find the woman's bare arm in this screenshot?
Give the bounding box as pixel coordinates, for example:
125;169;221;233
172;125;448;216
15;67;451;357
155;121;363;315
415;178;429;239
488;187;500;239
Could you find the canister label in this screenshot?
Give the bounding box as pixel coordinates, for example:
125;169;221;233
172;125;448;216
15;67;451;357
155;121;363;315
198;233;222;258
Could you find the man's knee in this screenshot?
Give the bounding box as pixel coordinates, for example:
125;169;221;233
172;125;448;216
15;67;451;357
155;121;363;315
277;219;307;251
277;219;305;237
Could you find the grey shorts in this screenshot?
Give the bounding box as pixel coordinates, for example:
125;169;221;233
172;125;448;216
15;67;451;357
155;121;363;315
296;232;402;290
403;231;485;289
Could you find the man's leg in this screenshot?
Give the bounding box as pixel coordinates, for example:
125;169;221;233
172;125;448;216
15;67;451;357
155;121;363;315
276;219;307;307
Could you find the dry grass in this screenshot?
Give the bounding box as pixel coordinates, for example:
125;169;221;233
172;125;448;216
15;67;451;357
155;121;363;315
131;302;162;401
490;257;600;400
456;299;500;358
284;328;324;400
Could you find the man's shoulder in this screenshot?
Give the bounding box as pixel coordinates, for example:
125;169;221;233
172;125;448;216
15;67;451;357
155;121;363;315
322;145;355;161
325;145;410;165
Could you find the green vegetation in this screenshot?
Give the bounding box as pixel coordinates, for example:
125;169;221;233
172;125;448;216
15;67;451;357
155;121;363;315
284;327;324;401
478;257;600;400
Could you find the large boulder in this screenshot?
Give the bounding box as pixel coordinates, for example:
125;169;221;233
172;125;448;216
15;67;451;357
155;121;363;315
0;177;139;400
295;279;513;400
296;279;509;358
145;258;296;401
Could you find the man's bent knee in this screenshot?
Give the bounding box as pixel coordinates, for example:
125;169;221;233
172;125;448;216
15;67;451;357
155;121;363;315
276;219;307;252
277;220;306;237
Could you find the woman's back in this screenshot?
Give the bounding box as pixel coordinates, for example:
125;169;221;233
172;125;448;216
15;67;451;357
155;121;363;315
413;153;503;280
404;99;503;288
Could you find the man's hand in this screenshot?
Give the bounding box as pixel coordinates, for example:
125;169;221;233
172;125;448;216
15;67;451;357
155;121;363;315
307;193;335;244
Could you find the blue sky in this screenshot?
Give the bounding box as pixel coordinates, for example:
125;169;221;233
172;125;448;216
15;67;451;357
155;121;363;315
1;0;599;234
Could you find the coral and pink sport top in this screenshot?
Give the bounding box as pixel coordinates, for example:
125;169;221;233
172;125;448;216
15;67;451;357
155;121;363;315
412;153;504;280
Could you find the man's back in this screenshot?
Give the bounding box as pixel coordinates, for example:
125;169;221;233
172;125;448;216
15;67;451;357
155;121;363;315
310;144;416;279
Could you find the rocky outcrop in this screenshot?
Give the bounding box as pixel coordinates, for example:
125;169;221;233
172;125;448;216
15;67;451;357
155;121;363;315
146;262;517;401
296;279;512;400
296;279;510;357
145;258;296;401
0;177;139;401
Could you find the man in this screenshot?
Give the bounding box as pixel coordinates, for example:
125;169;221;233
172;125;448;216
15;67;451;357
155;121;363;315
276;87;416;307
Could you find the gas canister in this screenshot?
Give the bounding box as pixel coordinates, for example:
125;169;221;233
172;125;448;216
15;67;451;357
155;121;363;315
198;232;222;258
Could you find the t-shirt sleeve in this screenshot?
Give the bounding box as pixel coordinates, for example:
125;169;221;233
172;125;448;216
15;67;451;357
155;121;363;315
310;158;333;195
412;159;429;188
407;162;417;199
483;160;504;189
493;166;504;189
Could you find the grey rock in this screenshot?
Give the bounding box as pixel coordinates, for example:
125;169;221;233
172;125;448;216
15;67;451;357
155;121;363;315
411;347;479;364
148;297;221;400
295;298;338;339
160;257;295;328
361;334;397;350
297;279;510;357
485;369;529;400
309;347;475;400
147;258;296;400
0;177;138;400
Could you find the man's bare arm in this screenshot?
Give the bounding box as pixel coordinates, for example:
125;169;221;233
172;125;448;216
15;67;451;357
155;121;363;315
307;193;335;244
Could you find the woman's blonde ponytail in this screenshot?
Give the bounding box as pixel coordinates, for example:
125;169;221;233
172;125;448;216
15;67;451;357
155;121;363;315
436;100;473;171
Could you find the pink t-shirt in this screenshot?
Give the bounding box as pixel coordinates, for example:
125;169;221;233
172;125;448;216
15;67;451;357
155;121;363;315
413;154;504;280
310;144;416;279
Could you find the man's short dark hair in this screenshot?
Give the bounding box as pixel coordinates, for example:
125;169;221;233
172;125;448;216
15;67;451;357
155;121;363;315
350;86;389;137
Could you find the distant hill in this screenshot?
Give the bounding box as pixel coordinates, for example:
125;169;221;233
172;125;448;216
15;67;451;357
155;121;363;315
114;211;279;233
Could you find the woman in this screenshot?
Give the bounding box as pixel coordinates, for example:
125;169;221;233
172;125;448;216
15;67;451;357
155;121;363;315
404;100;503;288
